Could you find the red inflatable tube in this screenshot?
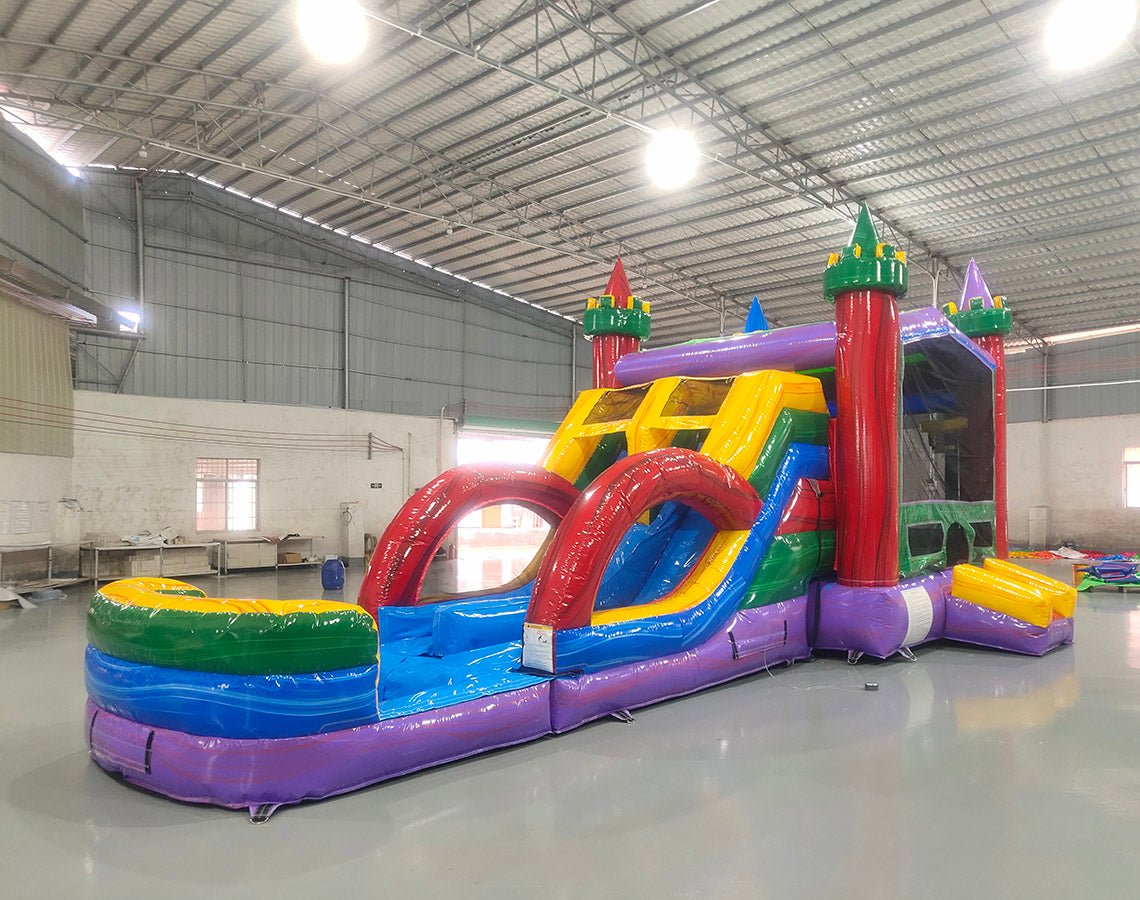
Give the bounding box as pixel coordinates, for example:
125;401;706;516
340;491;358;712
775;478;837;535
526;448;761;631
358;464;579;620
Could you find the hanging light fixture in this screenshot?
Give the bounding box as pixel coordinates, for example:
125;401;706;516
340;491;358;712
645;128;699;191
296;0;368;65
1045;0;1136;70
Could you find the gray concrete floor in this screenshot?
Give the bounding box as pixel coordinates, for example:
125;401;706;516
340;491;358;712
2;560;1139;898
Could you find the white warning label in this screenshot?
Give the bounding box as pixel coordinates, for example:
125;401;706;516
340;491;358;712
522;622;555;673
901;585;934;647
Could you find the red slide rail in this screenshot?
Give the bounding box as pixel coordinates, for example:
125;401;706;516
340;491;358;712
525;448;761;632
357;464;579;620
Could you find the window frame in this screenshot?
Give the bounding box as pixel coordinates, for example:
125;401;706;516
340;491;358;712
195;457;260;533
1125;448;1140;510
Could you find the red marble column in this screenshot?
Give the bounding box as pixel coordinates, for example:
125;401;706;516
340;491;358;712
833;287;901;588
592;333;640;389
975;332;1008;559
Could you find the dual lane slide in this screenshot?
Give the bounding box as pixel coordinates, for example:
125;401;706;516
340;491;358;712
358;370;834;707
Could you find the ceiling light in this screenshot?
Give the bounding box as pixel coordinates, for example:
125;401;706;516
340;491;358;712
296;0;368;65
645;128;699;190
1045;0;1136;71
116;310;141;333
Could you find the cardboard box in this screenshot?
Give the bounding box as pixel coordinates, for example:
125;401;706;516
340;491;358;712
279;551;304;564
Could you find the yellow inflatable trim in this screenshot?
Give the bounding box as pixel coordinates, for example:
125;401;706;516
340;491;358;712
951;564;1054;628
540;371;828;486
982;558;1076;618
698;371;826;477
97;577;371;620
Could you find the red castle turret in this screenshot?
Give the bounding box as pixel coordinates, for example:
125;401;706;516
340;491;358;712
824;205;909;589
583;257;651;389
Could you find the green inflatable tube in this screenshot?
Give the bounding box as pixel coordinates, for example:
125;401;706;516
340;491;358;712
87;593;379;675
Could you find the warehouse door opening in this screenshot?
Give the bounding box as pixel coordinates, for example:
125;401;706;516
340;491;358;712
452;431;555;594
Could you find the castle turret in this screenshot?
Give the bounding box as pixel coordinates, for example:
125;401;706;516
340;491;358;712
944;259;1013;559
583;257;650;389
824;205;909;588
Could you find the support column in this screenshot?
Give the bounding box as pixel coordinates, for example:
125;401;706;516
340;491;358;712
976;332;1007;558
824;206;909;589
944;260;1014;560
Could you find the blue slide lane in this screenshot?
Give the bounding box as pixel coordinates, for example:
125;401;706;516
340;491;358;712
84;645;381;738
375;505;685;655
552;443;829;672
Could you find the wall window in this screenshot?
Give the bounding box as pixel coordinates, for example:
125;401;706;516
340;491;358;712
196;458;259;531
1126;449;1140;509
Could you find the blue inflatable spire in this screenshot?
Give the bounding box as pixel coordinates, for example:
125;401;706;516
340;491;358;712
744;296;769;333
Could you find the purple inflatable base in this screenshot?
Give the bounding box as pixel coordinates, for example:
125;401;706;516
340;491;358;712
813;569;1074;658
86;589;1072;813
86;601;808;812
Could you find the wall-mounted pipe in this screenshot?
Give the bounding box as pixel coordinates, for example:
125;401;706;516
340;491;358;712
405;432;413;500
570;328;577;405
437;405;446;475
342;277;351;410
115;176;147;393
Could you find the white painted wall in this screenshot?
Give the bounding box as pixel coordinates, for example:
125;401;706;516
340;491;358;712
71;391;457;559
0;452;78;546
1008;413;1140;550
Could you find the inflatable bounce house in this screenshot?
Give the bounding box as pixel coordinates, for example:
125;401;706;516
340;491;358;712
84;207;1076;818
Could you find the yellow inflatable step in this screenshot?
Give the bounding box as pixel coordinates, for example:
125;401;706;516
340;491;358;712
951;564;1054;628
982;558;1077;618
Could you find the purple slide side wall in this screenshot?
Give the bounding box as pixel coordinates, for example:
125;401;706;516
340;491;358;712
550;599;810;732
943;596;1074;656
87;684;552;811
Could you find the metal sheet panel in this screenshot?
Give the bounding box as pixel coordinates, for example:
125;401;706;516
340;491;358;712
74;172;582;420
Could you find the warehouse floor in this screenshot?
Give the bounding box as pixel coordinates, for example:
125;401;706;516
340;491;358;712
2;561;1138;898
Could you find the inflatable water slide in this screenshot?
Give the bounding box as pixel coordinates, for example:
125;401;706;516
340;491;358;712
84;208;1075;817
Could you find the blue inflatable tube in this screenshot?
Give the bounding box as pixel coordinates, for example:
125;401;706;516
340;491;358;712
84;645;380;739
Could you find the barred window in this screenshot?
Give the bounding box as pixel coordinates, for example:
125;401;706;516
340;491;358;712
196;458;259;531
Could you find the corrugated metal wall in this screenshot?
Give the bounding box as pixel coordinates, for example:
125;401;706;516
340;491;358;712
0;292;73;456
76;172;590;420
0;122;85;288
1007;332;1140;423
60;168;1139;426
